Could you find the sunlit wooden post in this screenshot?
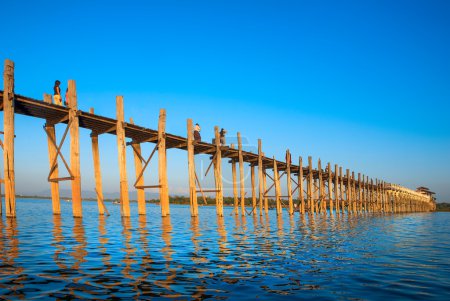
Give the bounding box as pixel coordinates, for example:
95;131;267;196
130;118;146;215
251;165;257;215
90;108;105;215
286;149;293;215
44;93;61;215
345;169;351;214
231;144;239;215
237;132;246;216
213;126;224;216
352;171;357;213
68;80;82;217
327;163;333;215
298;157;305;215
187;119;198;217
333;165;339;214
263;156;269;214
273;157;282;215
158;109;170;216
317;159;324;213
337;167;343;213
116;96;130;217
3;59;16;217
258;139;264;215
307;156;313;213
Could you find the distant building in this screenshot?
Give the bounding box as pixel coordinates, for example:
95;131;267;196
416;186;436;201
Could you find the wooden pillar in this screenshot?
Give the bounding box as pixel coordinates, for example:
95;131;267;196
352;171;357;213
286;150;293;215
231;144;239;215
328;163;333;214
129;118;146;215
345;169;350;214
334;164;339;214
318;159;324;213
251;165;257;215
214;126;224;217
187;119;198;217
116;96;130;217
298;157;305;215
68;80;82;218
44;94;61;214
370;179;374;212
237;132;246;216
339;167;344;213
258;139;264;216
263;168;269;214
158;109;170;216
362;175;366;212
3;59;16;217
90;108;105;215
307;156;313;213
273;157;282;215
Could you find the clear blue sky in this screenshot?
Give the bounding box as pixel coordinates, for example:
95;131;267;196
1;0;449;201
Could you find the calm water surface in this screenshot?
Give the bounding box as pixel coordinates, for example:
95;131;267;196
0;199;449;300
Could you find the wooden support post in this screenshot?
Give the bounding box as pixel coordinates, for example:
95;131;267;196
362;175;366;212
44;94;61;215
352;171;357;213
334;164;339;214
3;59;16;217
318;159;325;213
68;80;82;218
231;144;239;215
375;179;379;212
273;157;282;215
286;150;293;215
158;109;170;216
187;119;198;217
251;165;257;215
263;168;269;214
116;96;130;217
298;157;305;215
327;163;333;214
339;167;344;213
213;126;223;216
130;118;146;215
90;108;105;215
237;132;246;216
308;156;313;213
370;178;374;212
258;139;264;216
346;169;350;214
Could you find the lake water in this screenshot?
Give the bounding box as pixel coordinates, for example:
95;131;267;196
0;199;449;300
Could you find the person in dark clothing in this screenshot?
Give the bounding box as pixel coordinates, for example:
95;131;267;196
53;80;62;105
194;123;201;142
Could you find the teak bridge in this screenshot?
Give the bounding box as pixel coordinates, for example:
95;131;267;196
0;59;436;219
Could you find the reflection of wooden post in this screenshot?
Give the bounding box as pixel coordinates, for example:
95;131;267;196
44;94;61;215
213;126;223;216
159;109;170;216
3;59;16;217
130;118;146;215
68;80;82;217
251;165;257;215
286;150;293;215
237;132;245;216
298;157;305;215
307;156;313;213
327;163;333;214
187;119;198;217
258;139;264;216
231;144;238;215
273;157;282;215
90;108;105;215
116;96;130;217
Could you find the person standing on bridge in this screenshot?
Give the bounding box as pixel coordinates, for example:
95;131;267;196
194;123;201;142
220;128;227;145
53;80;62;106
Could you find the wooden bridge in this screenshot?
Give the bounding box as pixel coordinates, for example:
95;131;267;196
0;59;436;218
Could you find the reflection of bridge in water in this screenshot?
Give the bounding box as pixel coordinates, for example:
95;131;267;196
0;59;435;220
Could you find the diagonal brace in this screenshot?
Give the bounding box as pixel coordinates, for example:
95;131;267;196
44;121;74;182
